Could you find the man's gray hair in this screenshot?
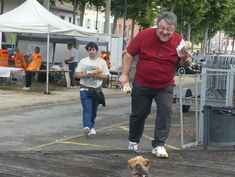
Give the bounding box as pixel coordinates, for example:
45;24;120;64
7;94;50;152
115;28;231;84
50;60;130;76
157;11;177;26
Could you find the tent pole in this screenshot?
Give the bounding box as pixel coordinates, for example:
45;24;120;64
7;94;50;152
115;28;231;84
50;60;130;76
13;33;17;49
44;30;50;95
0;32;2;46
52;42;56;63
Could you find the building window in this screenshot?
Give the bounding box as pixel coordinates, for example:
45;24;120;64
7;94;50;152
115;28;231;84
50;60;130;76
102;22;105;33
60;15;65;20
94;21;96;29
77;18;80;26
110;23;113;34
69;17;72;23
86;19;91;28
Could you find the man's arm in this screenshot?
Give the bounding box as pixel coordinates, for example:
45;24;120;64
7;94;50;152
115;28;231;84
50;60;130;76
65;49;76;62
65;56;74;62
118;52;134;87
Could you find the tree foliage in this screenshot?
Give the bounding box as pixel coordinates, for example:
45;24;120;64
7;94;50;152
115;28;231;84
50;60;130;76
40;0;235;53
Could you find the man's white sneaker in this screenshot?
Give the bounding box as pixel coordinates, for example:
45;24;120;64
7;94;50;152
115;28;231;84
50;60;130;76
90;128;96;135
152;146;168;158
83;127;90;137
128;141;138;151
22;87;29;90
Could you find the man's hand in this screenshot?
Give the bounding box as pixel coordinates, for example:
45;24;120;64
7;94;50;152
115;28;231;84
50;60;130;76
118;74;129;87
179;46;190;61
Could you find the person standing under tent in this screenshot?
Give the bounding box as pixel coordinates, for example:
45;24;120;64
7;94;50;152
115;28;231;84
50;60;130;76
22;46;43;90
64;42;78;88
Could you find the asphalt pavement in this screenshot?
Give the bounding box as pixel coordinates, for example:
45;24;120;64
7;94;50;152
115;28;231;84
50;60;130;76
0;76;235;177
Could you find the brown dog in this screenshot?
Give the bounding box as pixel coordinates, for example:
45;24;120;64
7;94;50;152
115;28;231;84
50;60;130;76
128;156;150;177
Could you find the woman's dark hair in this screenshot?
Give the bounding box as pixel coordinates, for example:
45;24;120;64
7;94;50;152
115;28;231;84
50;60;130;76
85;42;98;51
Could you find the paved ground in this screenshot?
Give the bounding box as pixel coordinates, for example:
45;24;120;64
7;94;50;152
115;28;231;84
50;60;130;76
1;75;235;177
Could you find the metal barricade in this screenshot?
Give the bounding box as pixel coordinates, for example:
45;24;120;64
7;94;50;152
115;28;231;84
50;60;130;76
178;54;235;148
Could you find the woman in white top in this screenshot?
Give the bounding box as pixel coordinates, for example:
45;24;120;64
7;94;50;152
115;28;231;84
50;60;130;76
76;42;110;137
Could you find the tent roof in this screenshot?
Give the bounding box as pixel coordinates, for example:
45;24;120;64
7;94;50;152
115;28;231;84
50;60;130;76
16;34;109;46
0;0;98;38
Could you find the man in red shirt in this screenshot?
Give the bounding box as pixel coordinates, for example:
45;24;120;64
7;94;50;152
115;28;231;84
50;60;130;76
119;11;192;158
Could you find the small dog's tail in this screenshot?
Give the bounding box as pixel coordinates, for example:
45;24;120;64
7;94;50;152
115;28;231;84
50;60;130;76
133;163;149;177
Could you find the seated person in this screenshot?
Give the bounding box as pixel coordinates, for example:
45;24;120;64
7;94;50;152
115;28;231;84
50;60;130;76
22;46;43;90
0;44;11;67
0;44;11;85
14;48;27;69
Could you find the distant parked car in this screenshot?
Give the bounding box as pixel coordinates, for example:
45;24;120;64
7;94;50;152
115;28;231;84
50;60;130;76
176;62;201;75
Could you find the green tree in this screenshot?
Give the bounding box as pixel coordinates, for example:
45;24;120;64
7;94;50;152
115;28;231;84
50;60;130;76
134;0;157;29
221;5;235;53
110;0;125;34
199;0;234;54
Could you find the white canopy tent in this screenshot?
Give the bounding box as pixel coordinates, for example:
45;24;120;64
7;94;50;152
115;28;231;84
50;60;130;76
0;0;98;94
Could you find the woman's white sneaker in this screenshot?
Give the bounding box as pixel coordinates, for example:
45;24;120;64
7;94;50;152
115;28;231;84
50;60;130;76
83;127;90;137
90;128;96;135
152;146;168;158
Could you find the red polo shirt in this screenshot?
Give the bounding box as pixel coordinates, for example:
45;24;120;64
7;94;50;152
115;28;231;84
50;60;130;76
127;28;185;88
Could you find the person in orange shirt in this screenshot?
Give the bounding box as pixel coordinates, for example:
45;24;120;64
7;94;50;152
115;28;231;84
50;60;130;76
14;48;27;69
0;44;11;85
22;46;43;90
13;48;27;84
0;44;11;67
103;51;112;87
100;49;110;88
105;51;112;69
100;49;106;60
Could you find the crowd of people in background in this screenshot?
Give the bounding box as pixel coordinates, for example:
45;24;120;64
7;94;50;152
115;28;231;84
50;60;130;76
0;44;43;89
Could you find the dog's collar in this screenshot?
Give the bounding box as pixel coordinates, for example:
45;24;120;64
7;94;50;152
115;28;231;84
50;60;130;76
133;173;147;177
